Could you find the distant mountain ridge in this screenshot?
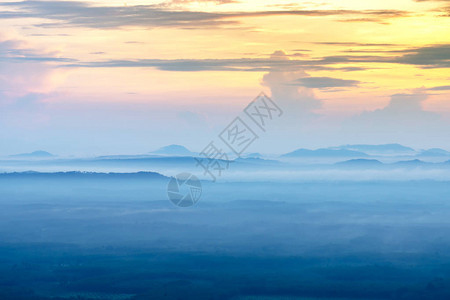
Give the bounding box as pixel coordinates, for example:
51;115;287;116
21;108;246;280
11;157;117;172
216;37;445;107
282;144;450;158
281;148;368;158
393;159;430;167
418;148;450;157
0;171;168;180
334;158;450;169
151;144;195;156
331;144;416;155
336;159;383;167
244;153;263;158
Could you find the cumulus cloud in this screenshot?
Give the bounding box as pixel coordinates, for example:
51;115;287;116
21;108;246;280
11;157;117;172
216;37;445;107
351;92;438;127
341;91;449;147
251;51;338;152
0;36;69;101
254;50;448;150
256;76;450;150
261;51;321;116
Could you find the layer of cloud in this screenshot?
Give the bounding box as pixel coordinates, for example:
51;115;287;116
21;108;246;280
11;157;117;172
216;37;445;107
314;42;403;47
162;0;237;6
0;1;236;29
2;32;449;74
60;44;449;71
0;1;410;29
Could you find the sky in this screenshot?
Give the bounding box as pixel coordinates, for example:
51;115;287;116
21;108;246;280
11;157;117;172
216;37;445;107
0;0;449;156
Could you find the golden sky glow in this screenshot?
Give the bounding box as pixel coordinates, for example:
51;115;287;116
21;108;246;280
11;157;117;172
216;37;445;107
1;0;448;108
0;0;449;154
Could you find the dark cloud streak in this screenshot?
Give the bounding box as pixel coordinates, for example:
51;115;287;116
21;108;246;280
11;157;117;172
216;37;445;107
428;85;450;90
291;76;361;88
396;44;450;68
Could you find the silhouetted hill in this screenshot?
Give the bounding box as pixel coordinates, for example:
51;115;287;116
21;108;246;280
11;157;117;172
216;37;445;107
151;144;195;156
10;150;55;158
